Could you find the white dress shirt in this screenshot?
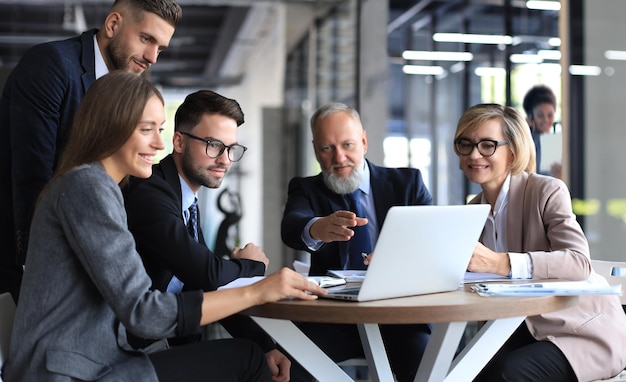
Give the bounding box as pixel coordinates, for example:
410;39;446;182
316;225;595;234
93;35;108;79
481;173;532;279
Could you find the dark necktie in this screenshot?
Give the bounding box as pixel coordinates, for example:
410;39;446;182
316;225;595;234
347;189;371;270
187;197;199;242
167;197;199;293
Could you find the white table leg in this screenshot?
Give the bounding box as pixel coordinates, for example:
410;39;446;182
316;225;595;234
357;323;394;382
414;321;467;382
446;316;525;381
250;316;354;382
415;316;525;382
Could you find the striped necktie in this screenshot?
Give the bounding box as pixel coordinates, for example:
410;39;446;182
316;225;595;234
187;197;199;241
167;197;199;293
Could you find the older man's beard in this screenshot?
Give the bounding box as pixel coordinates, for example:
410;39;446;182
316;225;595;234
322;161;364;195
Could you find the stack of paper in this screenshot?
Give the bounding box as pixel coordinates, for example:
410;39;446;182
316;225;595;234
326;270;367;283
472;280;623;297
307;276;346;288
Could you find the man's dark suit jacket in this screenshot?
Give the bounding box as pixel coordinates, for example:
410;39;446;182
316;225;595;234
123;154;274;350
282;159;433;275
0;30;98;299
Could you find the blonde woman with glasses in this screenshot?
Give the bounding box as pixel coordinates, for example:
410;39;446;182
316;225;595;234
454;103;626;382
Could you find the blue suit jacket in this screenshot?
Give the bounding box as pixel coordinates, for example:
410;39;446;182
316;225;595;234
123;155;265;291
0;30;97;268
281;160;433;275
123;155;275;351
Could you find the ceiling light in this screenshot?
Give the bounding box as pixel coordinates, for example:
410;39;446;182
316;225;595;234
568;65;602;76
548;37;562;47
433;33;513;45
474;67;506;77
605;50;626;60
526;1;561;11
402;50;473;61
510;54;543;64
538;49;561;60
508;50;561;63
402;65;445;75
450;62;466;73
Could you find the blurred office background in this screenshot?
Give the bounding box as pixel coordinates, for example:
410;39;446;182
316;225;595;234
1;0;624;271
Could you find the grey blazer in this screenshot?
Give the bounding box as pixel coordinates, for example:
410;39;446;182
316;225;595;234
471;172;626;381
3;163;203;381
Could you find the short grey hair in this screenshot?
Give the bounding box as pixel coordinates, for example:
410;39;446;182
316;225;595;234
310;103;362;135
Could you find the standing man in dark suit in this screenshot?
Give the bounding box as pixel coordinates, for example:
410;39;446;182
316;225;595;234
281;102;433;381
0;0;182;302
123;90;292;382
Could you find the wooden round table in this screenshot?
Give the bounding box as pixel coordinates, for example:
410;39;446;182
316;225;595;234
241;286;579;382
242;285;577;323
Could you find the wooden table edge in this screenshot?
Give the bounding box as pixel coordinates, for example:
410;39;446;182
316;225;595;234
240;290;579;324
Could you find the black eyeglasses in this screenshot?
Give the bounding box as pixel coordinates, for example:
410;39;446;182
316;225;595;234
180;131;247;162
454;138;508;157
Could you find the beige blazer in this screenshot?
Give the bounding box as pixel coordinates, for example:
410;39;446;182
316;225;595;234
470;171;626;381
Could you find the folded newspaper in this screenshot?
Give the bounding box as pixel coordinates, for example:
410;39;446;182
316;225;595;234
471;280;623;297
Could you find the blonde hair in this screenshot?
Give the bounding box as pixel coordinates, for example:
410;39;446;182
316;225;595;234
454;103;536;174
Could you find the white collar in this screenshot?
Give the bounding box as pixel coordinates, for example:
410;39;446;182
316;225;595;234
358;160;371;195
178;175;197;213
481;173;511;217
93;34;108;79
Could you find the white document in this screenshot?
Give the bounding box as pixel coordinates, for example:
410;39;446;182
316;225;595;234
472;279;623;297
307;276;347;288
218;276;264;290
540;132;562;172
217;275;345;290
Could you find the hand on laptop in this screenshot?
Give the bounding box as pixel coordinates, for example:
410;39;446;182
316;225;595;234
309;210;368;243
467;242;512;276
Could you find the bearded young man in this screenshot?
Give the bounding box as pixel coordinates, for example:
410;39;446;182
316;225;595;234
122;90;293;382
0;0;182;302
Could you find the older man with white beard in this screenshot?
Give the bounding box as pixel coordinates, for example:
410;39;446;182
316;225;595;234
281;102;433;382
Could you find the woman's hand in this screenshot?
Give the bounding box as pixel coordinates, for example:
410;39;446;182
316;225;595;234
467;242;511;276
200;268;326;326
251;268;327;305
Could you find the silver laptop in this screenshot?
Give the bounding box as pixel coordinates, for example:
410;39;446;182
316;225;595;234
321;204;490;302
